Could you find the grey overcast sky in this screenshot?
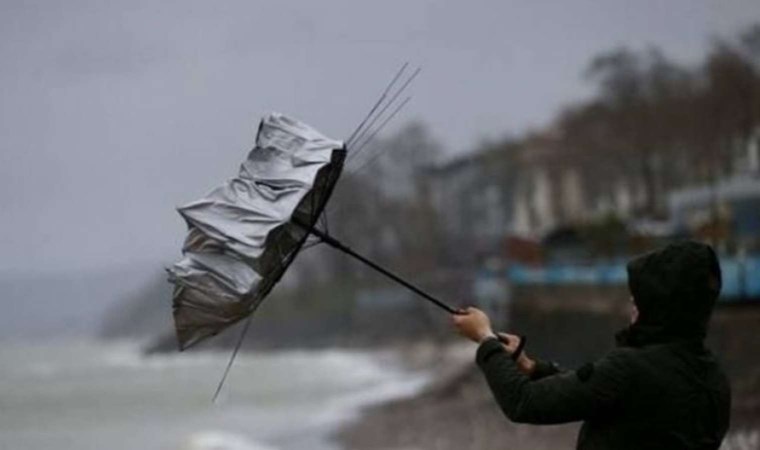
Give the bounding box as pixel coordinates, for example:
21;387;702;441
1;0;759;273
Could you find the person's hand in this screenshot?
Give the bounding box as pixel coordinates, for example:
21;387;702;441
496;332;521;354
451;307;494;343
497;332;536;376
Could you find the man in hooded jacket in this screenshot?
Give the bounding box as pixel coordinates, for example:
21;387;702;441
453;241;731;449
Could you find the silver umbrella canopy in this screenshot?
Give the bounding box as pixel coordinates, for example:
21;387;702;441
167;65;463;400
167;113;346;350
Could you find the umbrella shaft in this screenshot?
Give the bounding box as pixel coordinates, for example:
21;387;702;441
301;222;459;315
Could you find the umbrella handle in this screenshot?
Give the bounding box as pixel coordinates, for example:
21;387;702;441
296;219;462;315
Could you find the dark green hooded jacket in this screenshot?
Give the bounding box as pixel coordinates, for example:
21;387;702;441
476;241;731;449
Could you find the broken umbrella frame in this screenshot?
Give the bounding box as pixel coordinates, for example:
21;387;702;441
169;63;464;402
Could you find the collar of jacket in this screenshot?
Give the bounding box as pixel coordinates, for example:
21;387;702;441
614;323;704;348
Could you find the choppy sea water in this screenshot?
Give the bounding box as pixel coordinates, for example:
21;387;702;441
0;340;430;450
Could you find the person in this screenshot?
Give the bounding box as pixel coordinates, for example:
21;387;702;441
452;241;731;449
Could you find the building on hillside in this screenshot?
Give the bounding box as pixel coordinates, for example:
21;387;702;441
422;147;518;264
511;134;588;237
422;132;635;256
423;127;760;262
668;175;760;250
507;131;641;238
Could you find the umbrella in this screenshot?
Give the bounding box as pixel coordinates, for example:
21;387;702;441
168;66;460;399
168;113;348;351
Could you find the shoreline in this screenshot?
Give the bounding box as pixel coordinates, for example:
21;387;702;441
331;341;579;450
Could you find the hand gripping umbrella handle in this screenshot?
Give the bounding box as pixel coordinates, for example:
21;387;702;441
297;220;461;315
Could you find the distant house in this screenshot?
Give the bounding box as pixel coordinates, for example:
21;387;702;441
422;147;518;263
423;132;636;257
423;125;760;262
669;175;760;249
511;134;586;237
508;132;641;239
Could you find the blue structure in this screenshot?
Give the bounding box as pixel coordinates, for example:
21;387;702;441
506;255;760;301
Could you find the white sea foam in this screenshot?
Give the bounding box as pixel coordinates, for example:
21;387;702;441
0;340;432;450
721;429;760;450
177;431;278;450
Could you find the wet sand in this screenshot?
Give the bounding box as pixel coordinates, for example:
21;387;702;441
334;343;579;450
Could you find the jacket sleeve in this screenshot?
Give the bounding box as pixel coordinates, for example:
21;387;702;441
530;358;562;380
476;338;632;425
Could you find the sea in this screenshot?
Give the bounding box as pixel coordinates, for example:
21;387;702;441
0;340;430;450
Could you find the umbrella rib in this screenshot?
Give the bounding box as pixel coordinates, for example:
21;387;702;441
349;96;413;174
346;62;408;148
347;67;420;165
309;180;324;233
275;232;288;262
213;313;253;403
301;238;321;250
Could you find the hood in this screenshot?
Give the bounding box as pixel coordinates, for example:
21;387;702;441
618;241;721;346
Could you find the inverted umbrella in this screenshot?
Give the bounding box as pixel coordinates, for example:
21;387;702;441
168;67;460;399
168;113;349;350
